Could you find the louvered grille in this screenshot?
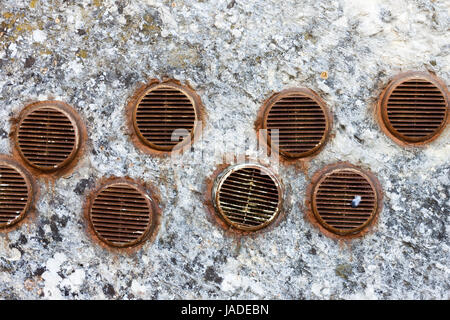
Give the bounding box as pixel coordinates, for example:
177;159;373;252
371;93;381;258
135;86;196;151
312;169;377;235
383;77;448;143
90;183;152;247
215;165;281;231
17;107;77;170
264;91;329;158
0;164;29;227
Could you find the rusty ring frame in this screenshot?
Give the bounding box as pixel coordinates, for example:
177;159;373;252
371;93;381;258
259;88;332;160
377;71;449;146
127;79;204;155
305;162;383;239
212;163;284;232
12;100;87;175
85;177;159;249
0;155;38;230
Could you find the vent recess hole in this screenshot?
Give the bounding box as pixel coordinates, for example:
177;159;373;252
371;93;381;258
132;82;201;153
380;72;448;144
88;181;154;248
0;159;33;229
213;164;282;232
310;164;381;236
15;101;83;172
262;88;331;159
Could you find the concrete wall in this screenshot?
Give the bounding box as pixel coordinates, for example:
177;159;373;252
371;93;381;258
0;0;448;299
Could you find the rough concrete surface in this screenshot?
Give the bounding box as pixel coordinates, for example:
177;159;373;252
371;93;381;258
0;0;449;299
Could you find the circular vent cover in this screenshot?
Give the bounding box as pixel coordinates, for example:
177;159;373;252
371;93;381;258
261;88;332;159
307;163;382;237
212;164;283;232
14;101;86;173
87;179;156;248
0;156;35;229
129;80;203;153
379;72;449;145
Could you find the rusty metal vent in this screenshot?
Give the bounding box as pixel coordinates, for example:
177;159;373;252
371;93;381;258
0;159;33;229
261;88;331;159
131;81;202;153
212;164;282;232
15;101;84;172
309;164;381;236
88;181;154;248
379;72;449;145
